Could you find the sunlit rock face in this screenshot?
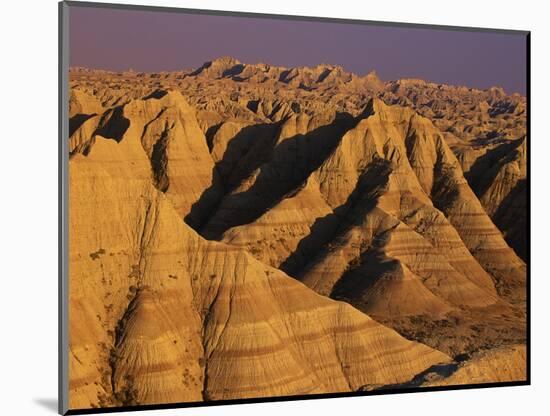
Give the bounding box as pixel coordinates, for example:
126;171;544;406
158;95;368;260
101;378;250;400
66;59;527;409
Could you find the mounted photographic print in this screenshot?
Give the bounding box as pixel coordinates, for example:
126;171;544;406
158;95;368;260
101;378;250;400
59;1;530;414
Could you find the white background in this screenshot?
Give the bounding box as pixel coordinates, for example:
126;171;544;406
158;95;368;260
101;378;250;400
0;0;547;414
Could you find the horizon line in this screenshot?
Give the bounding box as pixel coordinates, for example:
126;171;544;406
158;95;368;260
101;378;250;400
68;57;524;97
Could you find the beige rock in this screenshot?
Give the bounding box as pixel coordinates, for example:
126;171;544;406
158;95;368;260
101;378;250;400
68;155;450;408
70;90;223;228
423;345;527;386
67;60;527;409
69;89;103;118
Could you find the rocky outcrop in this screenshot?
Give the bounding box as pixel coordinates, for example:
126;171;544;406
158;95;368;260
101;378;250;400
69;89;103;118
200;110;357;239
67;59;527;409
207;99;525;357
68;154;449;409
476;138;527;260
422;345;527;386
69;90;223;229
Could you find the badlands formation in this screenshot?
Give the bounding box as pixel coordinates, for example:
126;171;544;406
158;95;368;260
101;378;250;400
68;57;527;409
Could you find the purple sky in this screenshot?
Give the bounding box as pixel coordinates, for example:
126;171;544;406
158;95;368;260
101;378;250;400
69;5;527;94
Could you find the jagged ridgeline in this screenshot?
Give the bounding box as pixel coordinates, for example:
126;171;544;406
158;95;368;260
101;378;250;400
67;57;527;409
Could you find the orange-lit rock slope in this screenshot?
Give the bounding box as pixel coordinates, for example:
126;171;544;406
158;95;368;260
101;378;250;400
67;59;527;409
